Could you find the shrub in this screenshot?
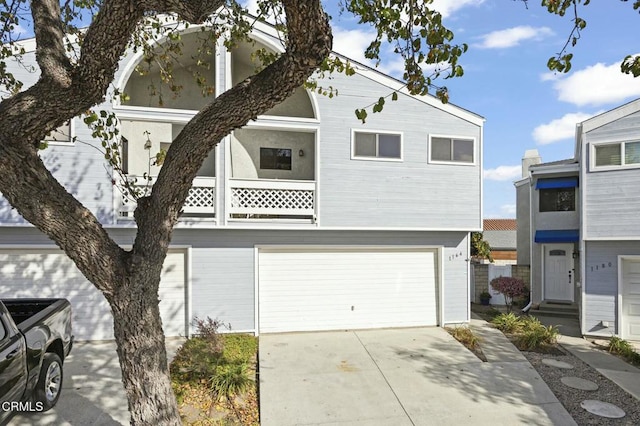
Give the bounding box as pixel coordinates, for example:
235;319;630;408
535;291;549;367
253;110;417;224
446;326;480;350
608;336;640;366
170;317;226;382
490;276;528;312
211;363;253;401
491;312;523;333
515;317;559;351
223;334;258;364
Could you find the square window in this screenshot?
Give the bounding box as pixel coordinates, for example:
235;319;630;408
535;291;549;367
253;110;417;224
44;121;72;144
378;134;401;158
625;141;640;164
540;188;575;212
453;139;474;162
353;131;401;160
431;137;452;161
595;144;621;167
430;136;474;163
260;147;292;170
354;133;376;157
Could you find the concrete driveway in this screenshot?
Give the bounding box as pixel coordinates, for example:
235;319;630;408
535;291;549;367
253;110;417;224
10;340;184;426
259;327;575;426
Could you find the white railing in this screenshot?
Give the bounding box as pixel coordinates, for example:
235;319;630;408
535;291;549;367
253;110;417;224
119;176;216;217
229;179;315;217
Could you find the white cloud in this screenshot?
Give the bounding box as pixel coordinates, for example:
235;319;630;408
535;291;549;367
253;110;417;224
500;204;516;216
532;111;601;145
551;58;640;106
475;26;554;49
431;0;486;18
483;165;521;181
333;26;405;77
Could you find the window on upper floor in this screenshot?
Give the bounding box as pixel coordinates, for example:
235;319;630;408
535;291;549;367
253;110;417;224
260;147;292;170
43;121;73;145
351;131;402;161
539;187;575;212
592;140;640;170
429;136;474;164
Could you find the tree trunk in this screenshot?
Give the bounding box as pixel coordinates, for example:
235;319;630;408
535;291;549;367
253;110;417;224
109;259;180;425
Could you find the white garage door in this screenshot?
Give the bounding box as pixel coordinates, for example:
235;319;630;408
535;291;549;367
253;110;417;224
258;247;438;333
622;259;640;341
0;249;188;340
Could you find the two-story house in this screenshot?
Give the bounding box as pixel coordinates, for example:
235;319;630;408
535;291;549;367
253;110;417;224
517;99;640;341
0;21;484;341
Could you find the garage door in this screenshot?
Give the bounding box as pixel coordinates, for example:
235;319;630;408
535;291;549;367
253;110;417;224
0;249;188;340
622;259;640;341
258;247;438;333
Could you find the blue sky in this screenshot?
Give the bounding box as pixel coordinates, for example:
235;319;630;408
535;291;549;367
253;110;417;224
319;1;640;219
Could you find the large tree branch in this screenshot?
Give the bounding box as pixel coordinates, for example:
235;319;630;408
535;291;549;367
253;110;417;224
0;0;239;294
133;0;332;257
31;0;72;85
136;0;225;22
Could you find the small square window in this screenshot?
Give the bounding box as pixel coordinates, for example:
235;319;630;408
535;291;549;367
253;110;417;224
430;136;474;163
260;147;292;170
353;132;401;160
44;121;72;144
540;188;575;212
595;144;621;167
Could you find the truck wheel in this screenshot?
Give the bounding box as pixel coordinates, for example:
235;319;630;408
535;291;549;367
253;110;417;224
34;353;63;411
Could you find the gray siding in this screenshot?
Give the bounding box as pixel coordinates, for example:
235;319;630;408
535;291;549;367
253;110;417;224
584;110;640;238
315;71;482;229
0;227;470;331
531;175;580;232
583;241;640;337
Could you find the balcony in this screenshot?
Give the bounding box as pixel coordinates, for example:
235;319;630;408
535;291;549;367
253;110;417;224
229;179;315;221
119;176;216;218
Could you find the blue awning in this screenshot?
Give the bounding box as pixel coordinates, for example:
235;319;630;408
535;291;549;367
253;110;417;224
535;177;579;189
535;229;579;243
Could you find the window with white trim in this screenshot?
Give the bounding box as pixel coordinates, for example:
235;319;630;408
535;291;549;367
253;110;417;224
44;121;73;145
352;131;402;160
429;136;474;164
593;141;640;168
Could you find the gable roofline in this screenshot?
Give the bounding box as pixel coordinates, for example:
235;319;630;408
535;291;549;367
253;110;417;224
580;97;640;134
10;15;484;127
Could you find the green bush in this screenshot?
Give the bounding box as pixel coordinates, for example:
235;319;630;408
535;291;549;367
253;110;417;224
491;312;523;333
515;317;559;351
608;336;640;366
170;316;226;382
223;334;258;364
211;363;253;401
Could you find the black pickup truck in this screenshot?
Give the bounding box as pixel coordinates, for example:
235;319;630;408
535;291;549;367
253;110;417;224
0;298;73;423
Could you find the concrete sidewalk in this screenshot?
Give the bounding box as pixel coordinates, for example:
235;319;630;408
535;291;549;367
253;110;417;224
533;313;640;402
560;335;640;401
259;327;575;426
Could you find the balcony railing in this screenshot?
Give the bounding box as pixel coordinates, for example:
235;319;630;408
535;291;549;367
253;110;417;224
119;176;216;218
229;178;315;219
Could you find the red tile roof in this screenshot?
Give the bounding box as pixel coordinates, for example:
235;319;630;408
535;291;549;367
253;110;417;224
483;219;517;231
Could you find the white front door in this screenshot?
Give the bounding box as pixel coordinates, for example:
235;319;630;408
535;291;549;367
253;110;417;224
621;259;640;341
544;244;574;302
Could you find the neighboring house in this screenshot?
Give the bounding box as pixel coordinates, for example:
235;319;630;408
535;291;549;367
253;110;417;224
516;98;640;341
0;21;484;341
483;219;517;265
